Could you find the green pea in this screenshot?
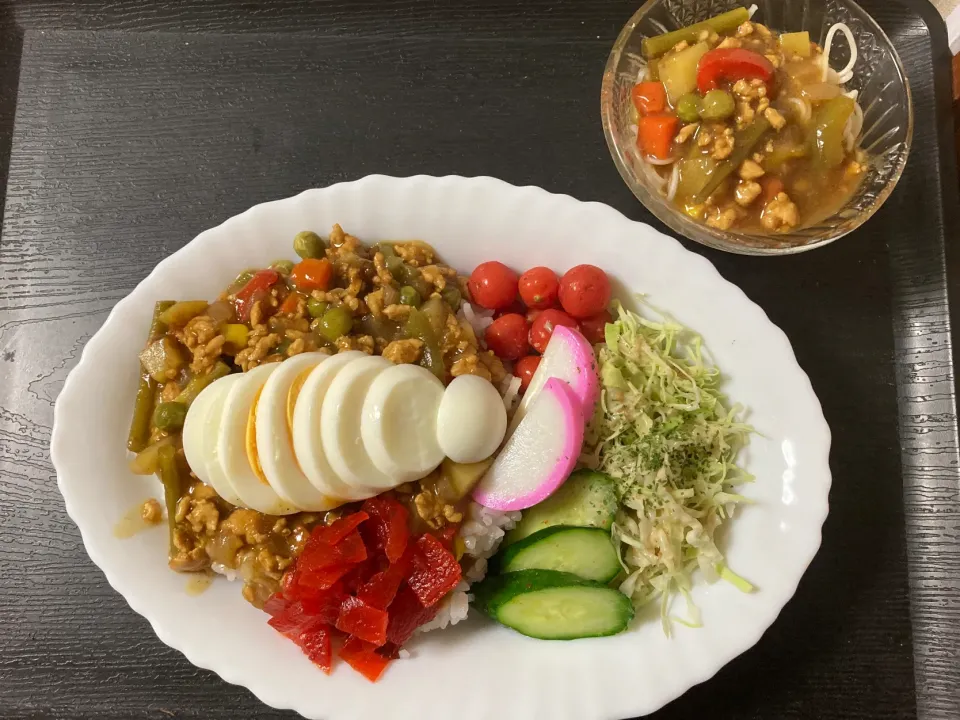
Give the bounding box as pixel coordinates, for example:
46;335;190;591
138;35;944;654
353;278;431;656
271;259;294;275
153;401;188;431
699;89;735;120
441;286;462;310
294;231;326;260
319;306;353;342
307;298;329;318
399;286;422;308
675;93;702;123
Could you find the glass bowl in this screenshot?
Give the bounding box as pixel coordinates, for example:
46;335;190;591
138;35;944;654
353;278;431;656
601;0;913;255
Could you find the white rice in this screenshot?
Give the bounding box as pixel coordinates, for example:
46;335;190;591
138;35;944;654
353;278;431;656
500;374;522;415
419;502;521;633
459;301;495;338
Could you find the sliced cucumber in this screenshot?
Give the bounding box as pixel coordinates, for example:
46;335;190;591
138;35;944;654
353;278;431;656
505;469;619;546
473;570;634;640
498;526;621;583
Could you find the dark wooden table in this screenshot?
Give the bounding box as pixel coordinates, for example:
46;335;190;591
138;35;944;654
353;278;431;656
0;1;957;719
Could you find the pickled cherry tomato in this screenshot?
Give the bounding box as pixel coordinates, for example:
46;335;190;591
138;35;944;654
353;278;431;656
558;265;612;319
529;308;578;354
468;262;519;311
485;313;530;360
518;267;559;310
515;356;542;391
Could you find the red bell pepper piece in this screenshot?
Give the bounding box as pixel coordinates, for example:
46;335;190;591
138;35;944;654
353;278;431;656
406;534;462;608
308;511;369;548
234;269;279;322
341;555;384;594
289;258;335;292
435;524;460;552
279;291;302;315
339;637;392;682
357;550;412;610
262;592;288;618
299;530;368;574
637;115;679;160
631;81;667;115
268;600;325;638
335;597;389;646
386;585;439;646
300;582;347;624
696;48;774;94
299;563;355;591
361;497;409;563
296;625;333;674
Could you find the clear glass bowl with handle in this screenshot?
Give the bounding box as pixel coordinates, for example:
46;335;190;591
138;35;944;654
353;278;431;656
601;0;913;255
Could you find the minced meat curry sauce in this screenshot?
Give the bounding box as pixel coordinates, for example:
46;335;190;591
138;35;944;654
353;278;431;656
633;7;867;234
127;224;503;609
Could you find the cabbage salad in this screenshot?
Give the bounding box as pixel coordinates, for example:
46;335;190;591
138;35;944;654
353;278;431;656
581;301;754;633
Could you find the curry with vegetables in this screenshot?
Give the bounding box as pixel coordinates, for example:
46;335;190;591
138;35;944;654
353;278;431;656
633;7;866;233
126;224;505;607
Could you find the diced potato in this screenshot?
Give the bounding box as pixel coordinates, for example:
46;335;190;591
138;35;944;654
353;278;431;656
659;42;710;105
139;337;186;382
222;323;249;352
781;31;811;58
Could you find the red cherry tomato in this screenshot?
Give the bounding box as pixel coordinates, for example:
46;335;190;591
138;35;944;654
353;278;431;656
558;265;612;319
529;309;578;354
485;313;530;360
515;356;541;391
518;267;559;310
495;300;526;319
579;310;613;344
468;262;519;311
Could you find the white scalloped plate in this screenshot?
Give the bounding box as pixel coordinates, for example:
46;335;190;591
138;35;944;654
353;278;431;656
51;175;831;720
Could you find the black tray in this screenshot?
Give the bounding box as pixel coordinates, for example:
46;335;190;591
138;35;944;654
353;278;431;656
0;1;956;718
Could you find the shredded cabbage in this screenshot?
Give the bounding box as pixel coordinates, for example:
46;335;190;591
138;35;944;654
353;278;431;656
581;300;754;634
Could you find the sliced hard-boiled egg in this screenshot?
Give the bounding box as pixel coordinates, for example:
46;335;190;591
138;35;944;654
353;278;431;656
361;363;446;481
292;350;380;501
182;373;245;506
218;362;297;515
435;374;507;464
321;354;401;491
255;351;343;512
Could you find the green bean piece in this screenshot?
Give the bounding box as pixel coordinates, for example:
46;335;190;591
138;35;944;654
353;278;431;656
175;361;231;406
148;301;176;342
233;270;255;290
276;338;293;355
307;298;329;318
441;286;462;310
642;7;750;58
675;93;702;123
318;307;354;342
385;254;405;276
399;286;422;308
271;259;295;276
157;444;182;551
293;231;327;259
375;242;397;258
810;96;855;169
153;401;188;431
127;374;158;453
699;89;736;120
691;118;771;203
405;308;445;380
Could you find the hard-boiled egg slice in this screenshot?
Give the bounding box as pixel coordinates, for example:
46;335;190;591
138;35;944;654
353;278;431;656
435;375;507;464
321;354;400;491
218;362;297;515
255;352;343;512
292;350;380;501
182;373;245;506
361;363;445;481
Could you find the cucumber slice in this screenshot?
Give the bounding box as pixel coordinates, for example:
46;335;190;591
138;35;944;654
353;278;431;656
498;526;621;583
505;469;618;546
473;570;634;640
